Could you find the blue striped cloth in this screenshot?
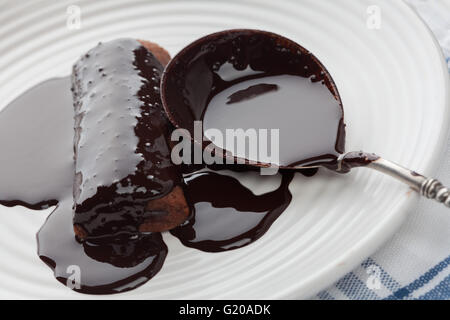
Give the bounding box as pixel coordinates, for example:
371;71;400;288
316;0;450;300
317;256;450;300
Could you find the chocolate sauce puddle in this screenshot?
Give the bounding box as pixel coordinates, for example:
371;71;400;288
38;200;167;295
0;77;300;294
0;78;74;209
171;171;294;252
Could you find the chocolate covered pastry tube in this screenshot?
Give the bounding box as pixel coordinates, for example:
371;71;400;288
71;38;189;240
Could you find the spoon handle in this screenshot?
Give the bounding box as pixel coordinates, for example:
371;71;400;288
367;158;450;207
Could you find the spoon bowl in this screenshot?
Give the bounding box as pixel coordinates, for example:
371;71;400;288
161;29;345;169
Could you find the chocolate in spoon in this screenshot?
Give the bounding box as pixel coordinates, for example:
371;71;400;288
161;29;450;206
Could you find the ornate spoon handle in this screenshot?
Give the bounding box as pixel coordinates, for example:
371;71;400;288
365;157;450;207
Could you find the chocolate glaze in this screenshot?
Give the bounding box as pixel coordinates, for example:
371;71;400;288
161;29;346;167
72;39;184;239
171;171;294;252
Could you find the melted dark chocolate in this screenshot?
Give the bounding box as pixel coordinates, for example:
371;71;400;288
0;76;299;294
0;32;375;295
171;171;294;252
72;39;183;239
161;29;346;167
38;200;167;295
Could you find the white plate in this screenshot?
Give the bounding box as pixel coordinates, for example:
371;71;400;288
0;0;448;299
